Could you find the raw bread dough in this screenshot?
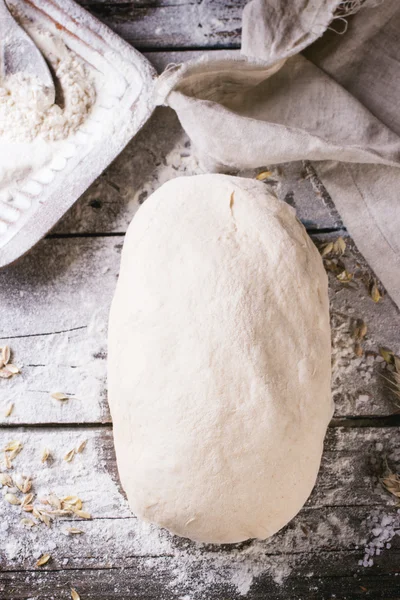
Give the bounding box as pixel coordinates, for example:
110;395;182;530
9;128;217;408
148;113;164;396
108;174;332;544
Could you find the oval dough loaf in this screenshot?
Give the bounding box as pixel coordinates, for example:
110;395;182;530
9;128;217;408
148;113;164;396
108;174;332;544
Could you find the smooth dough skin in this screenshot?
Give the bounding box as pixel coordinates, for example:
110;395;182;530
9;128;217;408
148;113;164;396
108;174;332;544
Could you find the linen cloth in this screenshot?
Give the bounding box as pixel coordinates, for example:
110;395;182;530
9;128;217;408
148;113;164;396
155;0;400;307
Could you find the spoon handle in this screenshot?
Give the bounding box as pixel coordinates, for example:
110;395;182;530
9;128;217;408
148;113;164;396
0;0;55;100
0;0;11;80
0;0;13;19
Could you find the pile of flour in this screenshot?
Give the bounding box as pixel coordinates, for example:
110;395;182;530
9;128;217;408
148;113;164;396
0;26;95;143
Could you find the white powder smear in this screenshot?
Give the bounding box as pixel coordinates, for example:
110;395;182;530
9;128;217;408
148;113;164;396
0;20;95;143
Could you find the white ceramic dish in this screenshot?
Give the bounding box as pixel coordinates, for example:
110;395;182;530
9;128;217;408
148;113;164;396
0;0;156;268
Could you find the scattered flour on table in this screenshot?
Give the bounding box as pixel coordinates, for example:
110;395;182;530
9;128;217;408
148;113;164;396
0;429;291;598
1;417;399;597
1;300;400;597
0;309;108;424
130;144;202;208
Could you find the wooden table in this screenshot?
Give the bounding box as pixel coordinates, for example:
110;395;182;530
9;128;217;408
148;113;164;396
1;2;400;599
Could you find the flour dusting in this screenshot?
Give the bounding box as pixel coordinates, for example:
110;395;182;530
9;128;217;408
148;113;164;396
0;18;95;143
0;429;292;598
1;254;400;597
1;306;399;598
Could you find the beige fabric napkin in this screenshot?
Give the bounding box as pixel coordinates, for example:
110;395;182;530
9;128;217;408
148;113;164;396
156;0;400;307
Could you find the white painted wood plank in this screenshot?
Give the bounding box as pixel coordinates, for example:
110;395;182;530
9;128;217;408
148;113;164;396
78;1;246;50
0;238;120;424
2;563;400;600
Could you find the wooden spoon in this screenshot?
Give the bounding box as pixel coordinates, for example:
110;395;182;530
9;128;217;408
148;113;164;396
0;0;55;104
